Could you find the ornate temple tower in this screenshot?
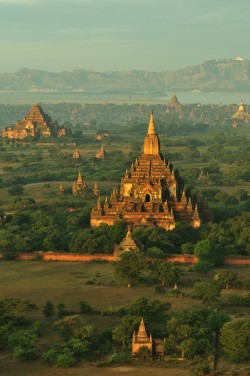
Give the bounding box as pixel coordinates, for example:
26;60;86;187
91;112;202;229
72;171;87;196
132;318;152;356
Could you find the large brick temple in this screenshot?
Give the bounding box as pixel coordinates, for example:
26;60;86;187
2;104;68;139
91;112;205;230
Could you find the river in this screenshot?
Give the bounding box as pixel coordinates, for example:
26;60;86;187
0;90;249;105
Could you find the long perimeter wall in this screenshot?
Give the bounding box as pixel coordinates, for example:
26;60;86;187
0;252;250;265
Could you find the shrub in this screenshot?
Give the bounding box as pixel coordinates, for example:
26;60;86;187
193;362;211;375
228;293;250;307
190;261;214;274
101;305;127;317
43;345;76;368
42;300;55;318
79;300;93;314
155;286;166;294
107;351;131;365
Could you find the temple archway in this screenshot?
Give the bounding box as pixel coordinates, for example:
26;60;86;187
145;194;151;202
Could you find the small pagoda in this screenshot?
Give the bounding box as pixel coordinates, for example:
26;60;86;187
73;150;81;164
114;227;138;257
132;318;152;356
92;182;100;197
72;171;87;196
96;145;107;159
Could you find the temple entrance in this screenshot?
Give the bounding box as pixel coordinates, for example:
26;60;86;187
145;194;151;202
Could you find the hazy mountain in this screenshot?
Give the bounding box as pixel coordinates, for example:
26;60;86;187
0;58;250;92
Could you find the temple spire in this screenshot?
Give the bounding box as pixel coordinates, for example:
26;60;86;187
144;112;160;155
77;170;83;183
147;111;156;135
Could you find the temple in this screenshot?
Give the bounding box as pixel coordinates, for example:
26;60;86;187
72;171;87;196
91;112;202;230
73;150;81;164
96;145;108;159
132;318;153;356
2;104;68;139
232;100;250;121
114;227;138;257
168;94;182;110
92;182;100;197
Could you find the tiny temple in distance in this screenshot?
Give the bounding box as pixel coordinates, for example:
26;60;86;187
91;112;209;230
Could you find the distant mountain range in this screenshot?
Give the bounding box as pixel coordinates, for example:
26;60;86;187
1;58;250;92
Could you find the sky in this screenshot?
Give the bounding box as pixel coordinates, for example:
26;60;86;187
0;0;249;73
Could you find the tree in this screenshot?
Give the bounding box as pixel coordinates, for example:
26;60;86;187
220;319;250;362
127;297;171;322
8;329;38;359
192;281;221;309
194;238;222;266
42;300;55;318
112;315;141;346
0;298;36;324
53;315;94;341
113;251;148;287
57;303;66;318
150;260;182;287
165;309;213;360
43;345;76;368
8;184;24;196
79;300;93;314
137;346;152;359
214;270;237;289
0;325;9;350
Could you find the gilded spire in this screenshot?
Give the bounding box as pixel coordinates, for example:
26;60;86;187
147;111;156;135
77;171;83;183
144;112;160;155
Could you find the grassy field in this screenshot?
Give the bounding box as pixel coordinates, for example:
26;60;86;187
0;261;249;315
0;261;249;375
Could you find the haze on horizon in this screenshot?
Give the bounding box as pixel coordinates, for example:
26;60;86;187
0;0;249;73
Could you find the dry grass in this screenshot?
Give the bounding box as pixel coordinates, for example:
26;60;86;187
0;261;203;316
0;356;193;376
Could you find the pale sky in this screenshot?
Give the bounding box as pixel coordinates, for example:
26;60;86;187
0;0;249;73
